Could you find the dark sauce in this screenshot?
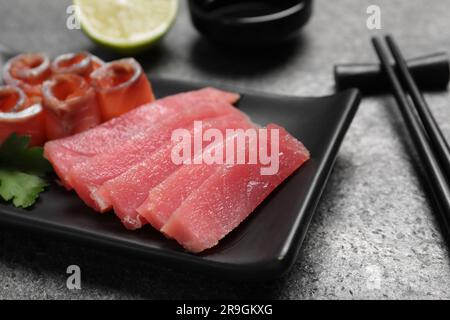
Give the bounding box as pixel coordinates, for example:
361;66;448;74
198;0;301;19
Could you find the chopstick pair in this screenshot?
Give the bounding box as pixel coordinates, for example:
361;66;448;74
371;35;450;237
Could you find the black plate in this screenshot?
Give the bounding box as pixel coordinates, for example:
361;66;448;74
0;77;360;280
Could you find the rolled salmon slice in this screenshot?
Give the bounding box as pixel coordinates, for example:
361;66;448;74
161;124;310;253
96;112;255;230
42;73;101;140
91;58;155;121
0;86;45;146
44;87;240;189
51;52;104;81
2;53;52;101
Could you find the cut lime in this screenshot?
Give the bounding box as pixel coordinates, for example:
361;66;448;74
74;0;178;54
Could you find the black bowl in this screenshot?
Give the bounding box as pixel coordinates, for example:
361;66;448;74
188;0;313;46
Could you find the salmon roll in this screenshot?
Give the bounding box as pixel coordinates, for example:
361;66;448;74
42;73;101;140
2;53;52;102
0;86;45;146
51;52;104;81
91;58;155;121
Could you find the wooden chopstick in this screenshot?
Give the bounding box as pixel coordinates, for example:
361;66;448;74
385;35;450;179
371;36;450;236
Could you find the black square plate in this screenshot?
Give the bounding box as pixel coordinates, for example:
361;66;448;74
0;77;361;280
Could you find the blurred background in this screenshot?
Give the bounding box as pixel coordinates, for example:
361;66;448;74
1;0;450;299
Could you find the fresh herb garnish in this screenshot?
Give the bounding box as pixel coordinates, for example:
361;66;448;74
0;134;52;208
0;170;48;208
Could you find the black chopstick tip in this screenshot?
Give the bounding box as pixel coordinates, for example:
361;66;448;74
371;37;384;49
385;34;396;44
385;35;398;50
372;35;395;46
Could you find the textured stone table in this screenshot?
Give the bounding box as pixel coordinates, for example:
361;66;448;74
1;0;450;299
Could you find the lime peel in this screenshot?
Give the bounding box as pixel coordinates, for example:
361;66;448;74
74;0;178;53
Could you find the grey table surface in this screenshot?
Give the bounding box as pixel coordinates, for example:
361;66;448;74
1;0;450;300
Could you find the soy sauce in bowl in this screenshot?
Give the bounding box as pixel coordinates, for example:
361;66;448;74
188;0;313;46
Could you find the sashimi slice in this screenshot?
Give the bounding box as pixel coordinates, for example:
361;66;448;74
2;53;52;102
68;99;244;211
161;124;310;253
97;113;255;229
0;86;45;146
91;58;155;121
44;87;240;188
137;125;260;231
42;73;101;140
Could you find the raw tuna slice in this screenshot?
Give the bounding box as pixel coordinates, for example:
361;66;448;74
97;113;255;229
137;125;260;230
161;124;310;253
44;87;240;188
68;99;244;211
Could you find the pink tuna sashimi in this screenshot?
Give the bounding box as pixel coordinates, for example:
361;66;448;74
161;124;310;253
68;100;244;211
137;125;261;231
96;113;255;230
44;87;240;188
138;163;219;231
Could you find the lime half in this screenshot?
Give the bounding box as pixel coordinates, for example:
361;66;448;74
74;0;178;54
